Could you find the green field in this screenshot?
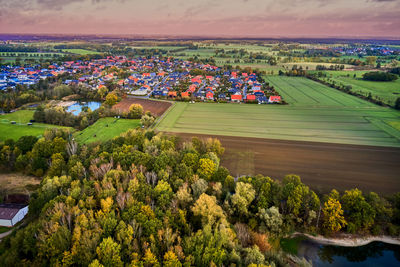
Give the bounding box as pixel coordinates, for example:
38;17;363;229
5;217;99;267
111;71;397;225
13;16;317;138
317;71;400;107
74;117;141;144
0;52;61;63
0;110;72;141
61;49;100;55
157;77;400;147
265;76;376;107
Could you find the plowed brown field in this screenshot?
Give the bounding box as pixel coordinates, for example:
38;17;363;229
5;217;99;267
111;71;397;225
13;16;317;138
113;97;172;117
171;132;400;195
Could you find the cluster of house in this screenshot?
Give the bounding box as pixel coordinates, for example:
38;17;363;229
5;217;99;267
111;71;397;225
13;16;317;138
0;56;281;104
333;45;399;57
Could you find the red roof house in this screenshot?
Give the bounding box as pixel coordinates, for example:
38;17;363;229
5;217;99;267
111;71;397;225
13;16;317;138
231;94;242;101
246;94;256;101
269;96;281;102
168;91;177;97
206;91;214;100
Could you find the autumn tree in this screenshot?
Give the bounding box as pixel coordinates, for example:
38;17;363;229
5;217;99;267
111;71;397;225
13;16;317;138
105;92;118;106
231;182;256;216
96;237;123;267
141;114;155;128
192;193;226;226
322;197;347;233
129;104;144;119
197;158;216;180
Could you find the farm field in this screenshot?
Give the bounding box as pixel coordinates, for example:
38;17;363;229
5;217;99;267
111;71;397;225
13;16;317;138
61;49;100;55
132;46;187;51
265;76;376;107
74;117;141;144
323;72;400;107
0;110;72;141
174;132;400;194
156;96;400;147
0;52;61;63
113;97;172;117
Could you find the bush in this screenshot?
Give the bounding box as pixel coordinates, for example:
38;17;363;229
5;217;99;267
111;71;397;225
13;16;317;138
395;97;400;110
362;72;398;82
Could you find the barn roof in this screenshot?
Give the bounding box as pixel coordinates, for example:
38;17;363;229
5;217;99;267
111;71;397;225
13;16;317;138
0;203;27;220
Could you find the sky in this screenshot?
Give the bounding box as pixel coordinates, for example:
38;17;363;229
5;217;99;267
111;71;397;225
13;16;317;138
0;0;399;38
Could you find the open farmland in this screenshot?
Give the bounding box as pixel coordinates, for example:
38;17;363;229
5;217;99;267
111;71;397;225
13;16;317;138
265;76;376;107
322;71;400;107
174;133;400;194
113;97;172;117
61;49;100;55
74;117;141;144
156;89;400;147
0;110;72;141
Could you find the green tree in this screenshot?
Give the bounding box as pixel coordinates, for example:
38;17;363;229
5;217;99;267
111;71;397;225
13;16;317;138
231;182;256;216
47;153;66;177
80;116;89;129
341;189;375;232
257;206;283;235
141;114;155;127
96;237;123;267
365;56;377;66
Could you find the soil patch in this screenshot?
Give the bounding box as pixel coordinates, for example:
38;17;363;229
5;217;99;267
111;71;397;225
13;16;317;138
113;97;172;117
171;132;400;195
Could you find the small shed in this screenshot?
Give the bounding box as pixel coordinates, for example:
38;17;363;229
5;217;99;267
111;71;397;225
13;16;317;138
0;203;28;227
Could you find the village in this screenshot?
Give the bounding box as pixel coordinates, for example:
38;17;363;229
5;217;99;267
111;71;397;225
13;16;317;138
0;56;281;105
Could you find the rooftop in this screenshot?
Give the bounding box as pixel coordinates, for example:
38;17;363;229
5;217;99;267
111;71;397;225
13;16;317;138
0;203;27;220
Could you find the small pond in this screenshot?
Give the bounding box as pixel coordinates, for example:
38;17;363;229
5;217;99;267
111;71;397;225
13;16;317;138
283;237;400;267
66;101;101;115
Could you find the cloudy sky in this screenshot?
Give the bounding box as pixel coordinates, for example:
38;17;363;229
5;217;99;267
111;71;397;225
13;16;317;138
0;0;399;38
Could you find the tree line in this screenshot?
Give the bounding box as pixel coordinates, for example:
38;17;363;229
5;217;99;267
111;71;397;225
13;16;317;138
0;129;399;266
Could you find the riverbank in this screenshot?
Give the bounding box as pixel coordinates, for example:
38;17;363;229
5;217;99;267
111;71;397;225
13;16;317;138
292;232;400;247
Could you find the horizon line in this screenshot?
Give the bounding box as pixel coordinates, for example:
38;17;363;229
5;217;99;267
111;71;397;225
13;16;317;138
1;33;400;42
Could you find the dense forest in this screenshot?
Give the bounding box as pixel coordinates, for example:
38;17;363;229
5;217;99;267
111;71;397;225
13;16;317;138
0;128;399;266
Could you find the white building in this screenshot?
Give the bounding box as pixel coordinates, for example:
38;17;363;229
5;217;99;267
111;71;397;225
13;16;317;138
0;204;29;227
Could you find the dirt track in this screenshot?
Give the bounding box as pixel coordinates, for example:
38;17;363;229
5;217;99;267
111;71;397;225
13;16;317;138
172;133;400;195
113;97;172;117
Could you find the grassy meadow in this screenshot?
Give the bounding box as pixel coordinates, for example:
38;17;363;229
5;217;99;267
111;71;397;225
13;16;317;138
74;117;141;144
317;71;400;107
0;110;72;141
61;49;100;55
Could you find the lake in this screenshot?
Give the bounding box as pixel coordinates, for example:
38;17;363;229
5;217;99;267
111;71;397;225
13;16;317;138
297;239;400;267
66;101;101;115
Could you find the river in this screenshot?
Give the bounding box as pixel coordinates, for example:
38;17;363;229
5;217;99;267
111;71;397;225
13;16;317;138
297;239;400;267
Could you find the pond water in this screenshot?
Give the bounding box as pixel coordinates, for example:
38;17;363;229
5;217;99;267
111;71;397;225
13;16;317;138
297;239;400;267
66;101;101;115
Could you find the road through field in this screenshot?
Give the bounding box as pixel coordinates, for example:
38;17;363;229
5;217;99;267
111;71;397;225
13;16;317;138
173;132;400;195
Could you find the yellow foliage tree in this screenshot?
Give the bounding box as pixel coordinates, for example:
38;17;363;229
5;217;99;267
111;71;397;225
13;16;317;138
105;92;118;106
322;198;347;233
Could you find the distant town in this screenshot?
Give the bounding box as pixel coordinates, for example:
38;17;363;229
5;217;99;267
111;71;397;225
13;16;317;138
0;56;282;104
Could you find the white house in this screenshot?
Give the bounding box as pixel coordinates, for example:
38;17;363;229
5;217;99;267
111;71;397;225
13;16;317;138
0;204;28;227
